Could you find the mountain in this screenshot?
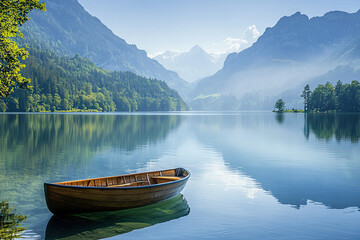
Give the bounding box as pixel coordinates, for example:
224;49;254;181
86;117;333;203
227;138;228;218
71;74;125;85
191;10;360;110
154;45;227;83
0;47;188;112
19;0;188;96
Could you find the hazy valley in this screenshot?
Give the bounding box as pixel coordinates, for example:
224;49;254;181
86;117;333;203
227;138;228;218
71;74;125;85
189;11;360;110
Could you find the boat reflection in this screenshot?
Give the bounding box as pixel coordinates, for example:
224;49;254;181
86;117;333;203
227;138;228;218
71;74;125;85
45;194;190;239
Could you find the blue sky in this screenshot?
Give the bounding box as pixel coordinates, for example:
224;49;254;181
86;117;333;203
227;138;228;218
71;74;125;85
78;0;360;55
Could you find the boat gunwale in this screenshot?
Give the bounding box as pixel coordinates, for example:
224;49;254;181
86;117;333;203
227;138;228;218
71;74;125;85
44;168;190;190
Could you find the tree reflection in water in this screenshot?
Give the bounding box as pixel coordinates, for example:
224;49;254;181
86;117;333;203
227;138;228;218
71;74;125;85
275;113;285;124
304;113;360;142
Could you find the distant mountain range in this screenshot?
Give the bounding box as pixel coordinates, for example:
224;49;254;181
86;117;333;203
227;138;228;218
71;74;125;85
153;45;227;83
19;0;188;96
17;1;360;110
191;10;360;110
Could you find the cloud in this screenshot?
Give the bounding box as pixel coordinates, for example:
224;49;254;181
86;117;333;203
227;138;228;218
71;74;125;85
148;50;180;59
224;37;248;52
147;51;165;58
244;25;260;42
223;25;260;53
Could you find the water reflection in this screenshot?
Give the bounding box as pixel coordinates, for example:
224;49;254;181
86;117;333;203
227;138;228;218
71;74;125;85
275;113;285;124
1;112;360;239
191;113;360;209
0;113;184;237
0;113;183;180
45;194;189;240
0;200;27;240
0;114;183;171
304;113;360;142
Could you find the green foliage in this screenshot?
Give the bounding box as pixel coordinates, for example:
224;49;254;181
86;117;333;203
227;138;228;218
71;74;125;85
0;0;45;98
301;84;311;112
274;98;285;112
1;48;188;112
0;99;6;112
0;200;27;239
306;81;360;112
335;80;360;112
309;82;336;112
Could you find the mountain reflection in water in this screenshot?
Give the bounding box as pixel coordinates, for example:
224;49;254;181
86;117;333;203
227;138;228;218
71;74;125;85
189;113;360;209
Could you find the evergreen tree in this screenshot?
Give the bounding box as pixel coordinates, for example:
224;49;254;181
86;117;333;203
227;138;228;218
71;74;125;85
335;80;344;111
301;84;311;112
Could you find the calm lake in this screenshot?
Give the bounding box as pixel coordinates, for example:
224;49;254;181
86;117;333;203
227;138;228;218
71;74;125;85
1;112;360;239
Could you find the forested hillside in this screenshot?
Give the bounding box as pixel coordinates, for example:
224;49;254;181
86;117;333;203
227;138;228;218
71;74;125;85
19;0;188;96
0;48;188;112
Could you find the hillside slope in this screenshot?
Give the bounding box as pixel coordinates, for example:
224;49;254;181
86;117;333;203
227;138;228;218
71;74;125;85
19;0;188;96
191;10;360;110
0;47;188;112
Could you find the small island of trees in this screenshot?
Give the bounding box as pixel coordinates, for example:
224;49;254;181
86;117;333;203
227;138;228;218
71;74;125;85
302;80;360;112
275;80;360;113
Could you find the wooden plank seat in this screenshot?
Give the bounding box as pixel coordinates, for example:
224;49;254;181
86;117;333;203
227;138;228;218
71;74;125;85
108;181;148;188
151;176;182;184
151;176;182;181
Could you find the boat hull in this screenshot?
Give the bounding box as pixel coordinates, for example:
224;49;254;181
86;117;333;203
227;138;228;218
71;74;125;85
44;169;189;215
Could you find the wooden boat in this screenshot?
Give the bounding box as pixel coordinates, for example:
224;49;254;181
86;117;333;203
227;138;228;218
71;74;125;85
44;168;190;215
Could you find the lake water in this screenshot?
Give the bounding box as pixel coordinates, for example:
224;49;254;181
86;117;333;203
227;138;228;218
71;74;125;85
0;112;360;239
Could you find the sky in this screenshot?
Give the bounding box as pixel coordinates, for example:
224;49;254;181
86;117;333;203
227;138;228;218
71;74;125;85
78;0;360;56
